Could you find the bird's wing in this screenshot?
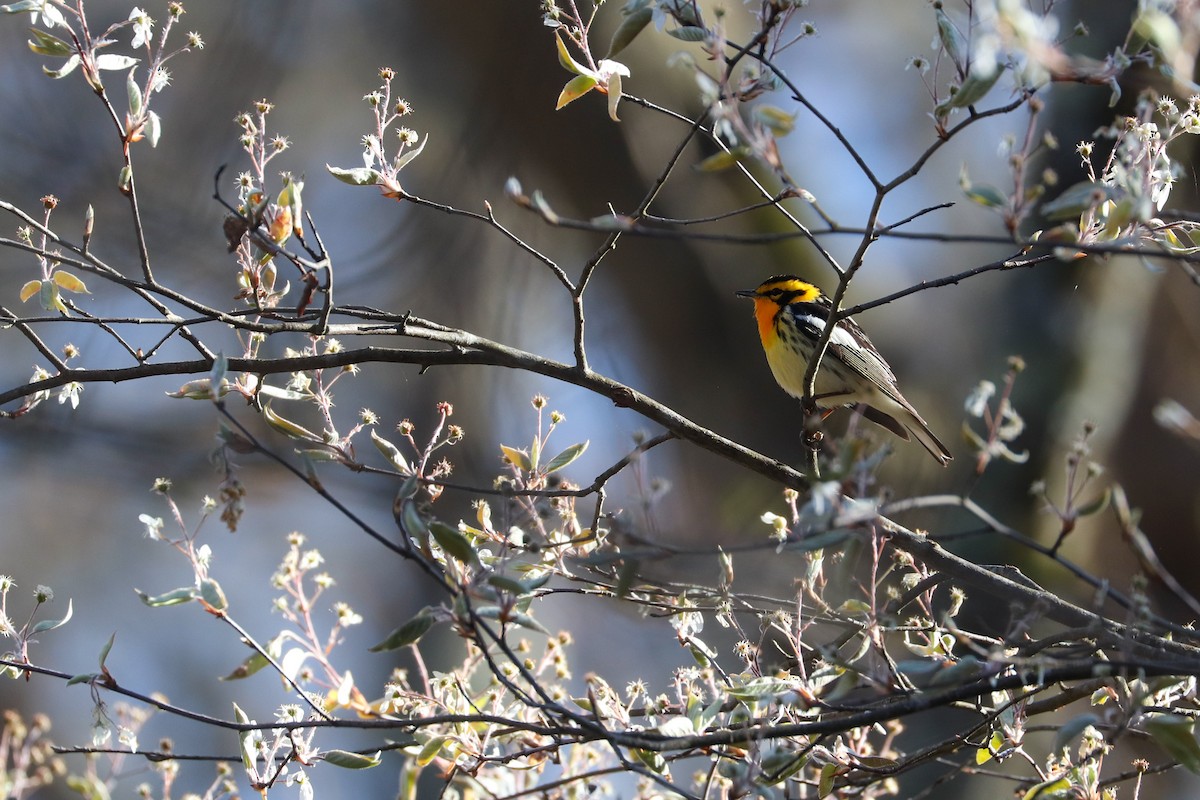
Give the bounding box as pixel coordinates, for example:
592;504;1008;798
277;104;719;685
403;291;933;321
794;305;905;402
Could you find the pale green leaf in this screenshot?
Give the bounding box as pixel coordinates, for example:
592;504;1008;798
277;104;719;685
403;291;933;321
30;598;72;633
42;54;79;79
325;164;383;186
200;578;227;611
135;587;196;607
667;25;707;42
323;749;382;769
371;429;410;473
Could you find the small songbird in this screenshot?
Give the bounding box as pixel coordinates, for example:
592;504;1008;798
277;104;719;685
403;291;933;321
737;275;952;465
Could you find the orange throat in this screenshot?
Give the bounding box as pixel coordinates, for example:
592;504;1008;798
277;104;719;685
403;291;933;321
752;298;781;348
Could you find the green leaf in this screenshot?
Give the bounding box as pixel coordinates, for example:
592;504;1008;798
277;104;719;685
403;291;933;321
370;607;438;652
753;105;796;136
545;440;588;474
667;25;708;42
27;27;72;56
323;749;382;769
1040;181;1109;220
42;54;79;79
632;747;667;773
39;280;64;313
326;164;383;186
262;403;321;442
233;703;257;771
475;606;550;635
199;578;227;611
394;134;427;171
963;183;1008;209
399;498;430;548
126;68;142;117
556;74;597;110
145;110;161;147
694;147;751;172
1131;9;1182;63
220;651;270;680
554;30;591;75
1020;776;1073;799
429;522;479;567
30;598;73;633
818;763;839;797
607;5;652;58
1145;713;1200;774
936;66;1002;114
135;587;196;607
935;7;967;71
486;575;529;595
415;735;448;766
1076;487;1111;518
500;445;532;472
371;429;410;473
97;632;115;670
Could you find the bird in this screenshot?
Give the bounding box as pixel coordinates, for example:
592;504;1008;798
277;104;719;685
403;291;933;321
736;275;952;466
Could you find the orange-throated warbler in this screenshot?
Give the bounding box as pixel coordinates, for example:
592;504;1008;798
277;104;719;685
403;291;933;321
737;275;952;466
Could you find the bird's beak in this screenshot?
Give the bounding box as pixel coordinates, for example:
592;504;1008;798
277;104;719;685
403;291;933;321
734;289;757;299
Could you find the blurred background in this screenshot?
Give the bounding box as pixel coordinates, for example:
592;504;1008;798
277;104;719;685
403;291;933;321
2;0;1199;796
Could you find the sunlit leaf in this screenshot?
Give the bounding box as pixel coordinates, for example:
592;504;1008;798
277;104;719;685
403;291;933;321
323;750;382;769
262;403;322;442
94;53;139;71
753;105;795;136
42;54;79;79
556;74;597;110
554;30;591;75
220;650;270;680
415;735;447;766
326;164;383;186
371;429;410;473
500;445;531;472
545;440;588;474
695;147;751;172
27;27;71;56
